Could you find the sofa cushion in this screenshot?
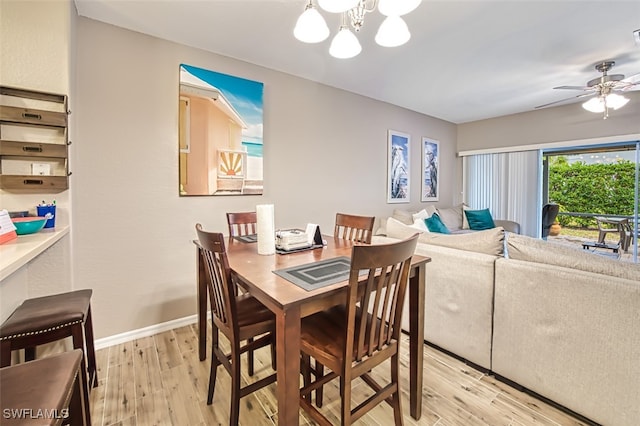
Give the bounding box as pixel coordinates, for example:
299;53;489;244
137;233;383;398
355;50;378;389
436;204;464;230
386;217;426;239
392;209;414;225
386;217;504;256
425;213;450;234
506;233;640;281
462;204;471;229
465;208;496;230
419;226;504;256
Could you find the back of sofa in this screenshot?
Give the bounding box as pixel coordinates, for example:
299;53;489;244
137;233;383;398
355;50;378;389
493;257;640;426
372;235;498;369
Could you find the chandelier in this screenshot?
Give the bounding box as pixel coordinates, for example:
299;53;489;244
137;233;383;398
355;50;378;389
294;0;422;59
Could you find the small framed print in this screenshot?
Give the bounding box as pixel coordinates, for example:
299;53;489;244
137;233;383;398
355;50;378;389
421;137;439;202
387;130;410;203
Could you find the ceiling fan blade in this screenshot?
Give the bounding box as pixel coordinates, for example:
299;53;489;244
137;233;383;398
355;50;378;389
617;72;640;91
622;72;640;84
553;85;592;91
535;93;594;109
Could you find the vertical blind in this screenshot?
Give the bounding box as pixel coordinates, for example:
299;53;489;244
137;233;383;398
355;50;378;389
464;150;540;237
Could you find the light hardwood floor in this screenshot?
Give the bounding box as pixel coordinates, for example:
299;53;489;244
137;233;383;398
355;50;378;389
87;323;591;426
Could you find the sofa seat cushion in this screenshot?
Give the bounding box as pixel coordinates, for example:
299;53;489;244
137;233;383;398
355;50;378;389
506;233;640;281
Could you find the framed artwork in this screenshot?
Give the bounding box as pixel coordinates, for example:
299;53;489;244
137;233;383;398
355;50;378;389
178;64;264;196
421;137;439;202
387;130;410;203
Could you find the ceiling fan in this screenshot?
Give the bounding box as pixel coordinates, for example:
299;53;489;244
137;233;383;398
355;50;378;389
536;61;640;119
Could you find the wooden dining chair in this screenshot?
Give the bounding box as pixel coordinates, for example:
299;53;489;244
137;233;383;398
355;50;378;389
225;211;262;373
299;233;419;426
226;212;257;237
195;224;276;425
334;212;375;244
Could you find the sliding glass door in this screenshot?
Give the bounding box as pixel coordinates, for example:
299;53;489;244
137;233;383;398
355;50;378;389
463;140;638;263
543;141;639;263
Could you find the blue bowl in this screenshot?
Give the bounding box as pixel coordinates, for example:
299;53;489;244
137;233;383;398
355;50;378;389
12;217;47;235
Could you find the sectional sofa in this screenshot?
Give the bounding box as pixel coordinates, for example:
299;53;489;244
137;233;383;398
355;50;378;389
373;209;640;426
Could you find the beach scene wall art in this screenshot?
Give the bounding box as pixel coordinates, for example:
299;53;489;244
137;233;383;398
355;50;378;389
178;64;264;196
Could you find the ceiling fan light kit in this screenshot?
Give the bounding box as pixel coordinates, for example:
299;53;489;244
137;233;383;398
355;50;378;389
536;60;638;119
294;0;421;58
582;93;630;115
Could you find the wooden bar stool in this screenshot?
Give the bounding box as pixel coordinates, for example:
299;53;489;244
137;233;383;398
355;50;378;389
0;289;98;391
0;349;90;425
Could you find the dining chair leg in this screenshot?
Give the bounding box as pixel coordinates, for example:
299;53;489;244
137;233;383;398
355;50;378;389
270;339;276;371
315;361;324;407
247;337;254;376
391;353;404;426
301;354;311;402
230;351;241;426
341;376;351;425
207;329;220;405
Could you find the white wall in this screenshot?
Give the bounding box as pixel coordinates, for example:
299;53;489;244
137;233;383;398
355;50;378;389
0;0;74;322
74;17;457;338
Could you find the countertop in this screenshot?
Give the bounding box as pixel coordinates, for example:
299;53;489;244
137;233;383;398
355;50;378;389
0;226;70;282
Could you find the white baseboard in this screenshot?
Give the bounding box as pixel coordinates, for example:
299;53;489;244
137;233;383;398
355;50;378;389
94;314;198;350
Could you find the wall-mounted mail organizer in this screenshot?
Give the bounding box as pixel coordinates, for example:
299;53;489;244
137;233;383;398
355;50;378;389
0;85;71;193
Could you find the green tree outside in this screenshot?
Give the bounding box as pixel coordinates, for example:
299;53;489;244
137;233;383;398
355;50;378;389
548;157;637;228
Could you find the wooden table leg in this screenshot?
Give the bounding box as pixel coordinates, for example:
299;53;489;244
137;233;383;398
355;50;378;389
276;306;301;426
409;263;426;419
196;246;207;361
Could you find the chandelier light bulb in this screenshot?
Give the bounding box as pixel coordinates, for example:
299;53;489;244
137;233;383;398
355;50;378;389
318;0;360;13
375;16;411;47
378;0;422;16
294;3;330;43
329;26;362;58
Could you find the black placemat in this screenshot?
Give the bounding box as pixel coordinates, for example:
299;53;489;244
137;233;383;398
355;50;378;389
234;234;258;243
273;256;353;291
275;244;323;255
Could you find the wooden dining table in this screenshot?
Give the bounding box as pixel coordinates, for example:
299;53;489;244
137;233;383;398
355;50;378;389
194;235;430;425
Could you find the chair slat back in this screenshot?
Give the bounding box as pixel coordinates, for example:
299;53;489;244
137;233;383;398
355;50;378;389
226;212;257;237
334;213;375;244
346;234;418;362
195;224;238;337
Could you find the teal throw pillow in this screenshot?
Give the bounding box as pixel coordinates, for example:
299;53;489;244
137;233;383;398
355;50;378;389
425;213;451;234
464;208;496;230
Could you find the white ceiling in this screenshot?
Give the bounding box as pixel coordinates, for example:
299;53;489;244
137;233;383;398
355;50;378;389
73;0;640;124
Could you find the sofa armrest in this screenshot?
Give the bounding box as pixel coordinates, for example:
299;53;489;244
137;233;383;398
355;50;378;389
494;219;520;234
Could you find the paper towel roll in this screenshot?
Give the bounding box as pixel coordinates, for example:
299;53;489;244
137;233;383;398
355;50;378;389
256;204;275;255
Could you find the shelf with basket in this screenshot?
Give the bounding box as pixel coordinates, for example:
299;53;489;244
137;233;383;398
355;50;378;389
0;85;71;192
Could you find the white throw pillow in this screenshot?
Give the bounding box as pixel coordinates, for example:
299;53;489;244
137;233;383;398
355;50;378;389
412;209;431;222
462;205;471;229
410;217;430;232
